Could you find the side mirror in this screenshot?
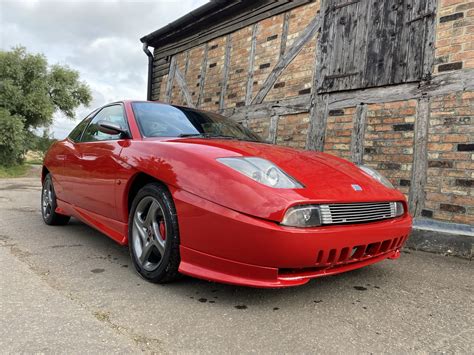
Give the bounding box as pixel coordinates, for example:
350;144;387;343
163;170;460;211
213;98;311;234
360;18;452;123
97;120;130;138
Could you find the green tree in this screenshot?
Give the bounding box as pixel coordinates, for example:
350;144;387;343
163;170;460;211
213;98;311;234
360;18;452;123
0;108;26;166
0;46;92;166
27;129;57;154
0;46;92;129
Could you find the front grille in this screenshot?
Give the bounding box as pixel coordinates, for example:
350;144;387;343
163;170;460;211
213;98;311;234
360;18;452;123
320;202;396;225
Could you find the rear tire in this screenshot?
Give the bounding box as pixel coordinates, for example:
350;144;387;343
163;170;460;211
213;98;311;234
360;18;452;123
128;183;181;283
41;173;70;225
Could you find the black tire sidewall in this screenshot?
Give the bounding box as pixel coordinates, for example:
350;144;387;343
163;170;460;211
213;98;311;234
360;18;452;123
41;174;58;224
128;183;180;282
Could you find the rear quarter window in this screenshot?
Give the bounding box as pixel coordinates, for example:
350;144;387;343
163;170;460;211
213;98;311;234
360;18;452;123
68;116;93;142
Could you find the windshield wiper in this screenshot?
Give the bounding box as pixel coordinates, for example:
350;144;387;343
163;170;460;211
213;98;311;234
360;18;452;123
177;133;260;142
178;133;234;139
178;133;203;137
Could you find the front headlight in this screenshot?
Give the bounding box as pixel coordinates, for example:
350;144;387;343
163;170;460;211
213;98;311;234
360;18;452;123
281;205;321;227
217;157;303;188
358;165;394;189
395;202;405;217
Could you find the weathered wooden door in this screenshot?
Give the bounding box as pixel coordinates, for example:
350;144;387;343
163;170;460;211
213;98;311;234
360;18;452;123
317;0;437;93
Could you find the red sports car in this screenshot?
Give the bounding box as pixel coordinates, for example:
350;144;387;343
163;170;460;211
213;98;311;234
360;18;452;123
42;100;412;288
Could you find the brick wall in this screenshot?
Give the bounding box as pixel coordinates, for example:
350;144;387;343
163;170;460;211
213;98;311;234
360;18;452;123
424;92;473;224
160;1;319;109
323;108;355;160
434;0;474;73
276;113;309;149
227;26;253;108
363;101;417;199
265;2;318;102
155;0;473;226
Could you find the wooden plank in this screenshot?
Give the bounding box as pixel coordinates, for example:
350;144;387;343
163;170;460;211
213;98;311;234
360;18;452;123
422;0;437;79
219;34;232;111
179;50;190;104
406;0;427;82
195;1;279;42
317;0;437;92
164;55;177;102
183;50;190;76
225;69;473;121
245;23;258;106
174;66;195;108
330;0;347;90
350;104;368;164
154;1;304;57
222;94;311;121
268;111;279;144
152;63;170;72
402;0;418;82
340;0;358;90
279;11;290;57
223;68;473;148
153;1;276;52
318;0;365;92
152;68;170;80
363;0;384;88
152;57;169;69
252;13;321;105
151;55;170;101
316;0;335;92
328;69;474;109
197;43;208;107
306;94;329;151
317;0;338;92
306;27;320;149
408;97;430;216
378;2;400;86
389;0;408;85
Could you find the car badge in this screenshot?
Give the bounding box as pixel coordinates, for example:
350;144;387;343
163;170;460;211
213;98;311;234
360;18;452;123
351;184;363;191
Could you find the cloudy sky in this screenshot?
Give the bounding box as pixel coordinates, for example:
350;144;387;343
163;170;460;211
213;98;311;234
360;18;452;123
1;0;207;138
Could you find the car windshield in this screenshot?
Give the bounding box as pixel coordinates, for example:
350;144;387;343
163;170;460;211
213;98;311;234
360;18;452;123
131;102;262;142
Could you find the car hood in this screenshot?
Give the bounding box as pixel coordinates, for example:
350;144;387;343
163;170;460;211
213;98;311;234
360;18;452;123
134;138;406;222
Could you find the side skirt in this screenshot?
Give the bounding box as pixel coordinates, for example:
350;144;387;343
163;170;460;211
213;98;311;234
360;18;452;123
55;199;128;245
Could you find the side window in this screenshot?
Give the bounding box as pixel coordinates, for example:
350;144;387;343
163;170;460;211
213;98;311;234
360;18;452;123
81;105;128;142
68;112;96;142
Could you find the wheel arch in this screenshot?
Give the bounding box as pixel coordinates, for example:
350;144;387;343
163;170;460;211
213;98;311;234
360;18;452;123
126;172;169;214
41;166;50;183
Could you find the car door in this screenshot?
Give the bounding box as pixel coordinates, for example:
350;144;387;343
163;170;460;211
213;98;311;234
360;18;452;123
60;112;96;204
71;104;131;220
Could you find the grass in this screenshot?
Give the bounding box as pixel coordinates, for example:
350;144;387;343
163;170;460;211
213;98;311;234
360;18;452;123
24;150;44;165
25;159;43;165
0;164;30;178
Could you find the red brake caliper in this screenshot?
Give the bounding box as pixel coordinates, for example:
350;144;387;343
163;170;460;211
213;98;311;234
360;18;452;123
159;222;166;240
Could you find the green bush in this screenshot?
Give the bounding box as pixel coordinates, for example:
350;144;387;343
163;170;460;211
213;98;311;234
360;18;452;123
26;130;57;153
0;108;26;166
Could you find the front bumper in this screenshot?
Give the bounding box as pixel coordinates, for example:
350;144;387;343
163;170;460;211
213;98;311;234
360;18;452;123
173;189;412;288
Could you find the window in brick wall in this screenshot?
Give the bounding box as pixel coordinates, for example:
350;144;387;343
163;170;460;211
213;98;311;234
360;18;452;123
317;0;437;93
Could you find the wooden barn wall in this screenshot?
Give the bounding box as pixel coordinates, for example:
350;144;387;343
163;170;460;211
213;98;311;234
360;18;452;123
150;0;474;226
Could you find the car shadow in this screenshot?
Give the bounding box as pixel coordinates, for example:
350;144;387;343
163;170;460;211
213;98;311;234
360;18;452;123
61;218;392;306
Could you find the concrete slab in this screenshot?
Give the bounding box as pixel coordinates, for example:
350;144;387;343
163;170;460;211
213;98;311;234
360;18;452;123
0;176;472;353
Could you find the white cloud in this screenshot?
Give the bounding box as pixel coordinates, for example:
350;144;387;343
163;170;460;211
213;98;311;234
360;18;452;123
1;0;208;138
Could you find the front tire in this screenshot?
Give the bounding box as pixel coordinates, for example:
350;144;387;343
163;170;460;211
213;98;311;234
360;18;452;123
128;183;181;283
41;173;70;225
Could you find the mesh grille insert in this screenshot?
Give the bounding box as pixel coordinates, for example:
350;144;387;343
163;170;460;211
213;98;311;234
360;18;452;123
320;202;397;225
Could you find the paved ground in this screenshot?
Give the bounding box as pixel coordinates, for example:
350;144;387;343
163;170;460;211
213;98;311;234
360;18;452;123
0;172;473;353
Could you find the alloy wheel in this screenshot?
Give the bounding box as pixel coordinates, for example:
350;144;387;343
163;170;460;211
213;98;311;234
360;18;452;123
132;196;167;272
42;179;53;219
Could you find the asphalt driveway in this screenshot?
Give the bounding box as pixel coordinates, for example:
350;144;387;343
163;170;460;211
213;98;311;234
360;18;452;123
0;173;472;353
